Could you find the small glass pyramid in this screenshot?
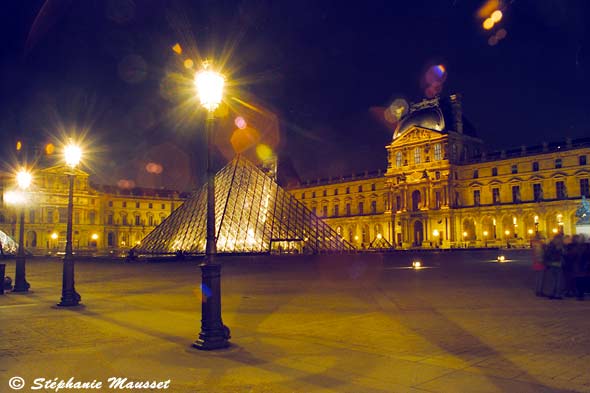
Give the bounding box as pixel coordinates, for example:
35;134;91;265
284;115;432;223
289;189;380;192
135;156;355;255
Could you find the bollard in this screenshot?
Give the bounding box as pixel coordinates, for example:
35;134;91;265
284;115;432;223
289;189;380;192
0;264;4;295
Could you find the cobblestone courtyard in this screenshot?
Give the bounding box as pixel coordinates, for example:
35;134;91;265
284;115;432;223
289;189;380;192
1;250;589;392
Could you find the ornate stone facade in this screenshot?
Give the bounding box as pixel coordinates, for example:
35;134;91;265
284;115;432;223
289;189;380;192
289;94;590;249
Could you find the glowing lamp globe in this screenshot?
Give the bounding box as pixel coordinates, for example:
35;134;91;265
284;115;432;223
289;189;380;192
64;143;82;168
497;255;506;262
195;67;225;112
16;169;32;190
412;260;421;268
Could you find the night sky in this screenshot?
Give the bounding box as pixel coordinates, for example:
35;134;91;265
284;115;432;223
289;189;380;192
1;0;589;191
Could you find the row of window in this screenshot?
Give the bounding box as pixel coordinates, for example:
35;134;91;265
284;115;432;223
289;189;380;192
472;155;587;179
301;183;378;199
471;179;589;205
394;143;444;168
20;209;167;227
106;214;163;226
107;201;168;209
311;200;379;217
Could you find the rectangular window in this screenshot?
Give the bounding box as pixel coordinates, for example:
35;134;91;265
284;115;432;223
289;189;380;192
492;188;500;204
358;185;362;192
358;202;364;215
89;211;96;225
371;183;376;191
333;205;339;217
322;206;328;217
323;190;327;197
136;202;140;208
435;171;441;180
47;209;53;224
581;179;590;197
455;192;460;206
492;167;498;176
532;162;539;172
533;184;543;201
555;158;562;169
371;200;377;214
149;203;153;209
59;207;67;223
396;152;402;168
161;203;166;209
434;143;442;161
512;185;521;203
122;215;128;225
580;155;587;166
511;165;518;174
29;210;35;224
346;187;350;194
334;189;338;196
301;192;305;199
107;214;113;225
148;216;153;226
473;190;480;206
74;212;80;225
122;201;127;208
396;196;401;211
556;181;567;199
108;201;113;207
135;215;140;225
414;147;421;164
473;170;478;179
435;192;441;209
346;203;351;216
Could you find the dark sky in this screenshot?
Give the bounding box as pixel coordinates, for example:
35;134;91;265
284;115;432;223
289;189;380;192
1;0;589;191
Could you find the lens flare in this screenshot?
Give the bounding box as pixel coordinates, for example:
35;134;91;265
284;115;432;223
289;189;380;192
491;10;503;23
145;162;163;174
184;59;194;69
256;144;273;161
234;116;247;129
172;43;182;55
483;18;494;30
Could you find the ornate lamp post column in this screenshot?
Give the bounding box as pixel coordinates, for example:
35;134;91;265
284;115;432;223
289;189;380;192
192;61;230;350
12;169;32;293
58;142;82;307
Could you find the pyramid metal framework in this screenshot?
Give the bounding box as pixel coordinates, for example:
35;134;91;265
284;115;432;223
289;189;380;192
135;156;355;255
0;230;18;255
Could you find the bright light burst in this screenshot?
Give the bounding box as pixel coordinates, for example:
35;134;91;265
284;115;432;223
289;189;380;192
64;143;82;168
16;169;32;190
195;64;225;112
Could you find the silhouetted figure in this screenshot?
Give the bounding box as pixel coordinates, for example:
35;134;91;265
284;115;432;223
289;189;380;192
531;234;546;296
574;240;590;301
544;234;565;299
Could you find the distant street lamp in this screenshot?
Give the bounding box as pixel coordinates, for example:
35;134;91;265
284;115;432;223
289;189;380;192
12;169;32;293
432;229;440;248
483;230;489;248
58;142;82;307
192;61;230;350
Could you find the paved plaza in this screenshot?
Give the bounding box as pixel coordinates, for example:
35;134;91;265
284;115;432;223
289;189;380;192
1;250;590;392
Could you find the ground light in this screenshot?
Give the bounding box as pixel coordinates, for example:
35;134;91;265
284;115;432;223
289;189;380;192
412;260;422;269
497;255;506;262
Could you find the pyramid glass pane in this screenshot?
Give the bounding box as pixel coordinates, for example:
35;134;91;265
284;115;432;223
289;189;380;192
135;156;355;255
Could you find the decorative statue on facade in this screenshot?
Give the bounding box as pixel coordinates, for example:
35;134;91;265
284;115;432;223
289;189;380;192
575;196;590;225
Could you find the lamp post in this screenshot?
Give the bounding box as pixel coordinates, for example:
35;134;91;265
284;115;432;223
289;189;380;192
483;230;489;248
58;142;82;307
192;61;230;350
432;229;440;248
13;169;32;293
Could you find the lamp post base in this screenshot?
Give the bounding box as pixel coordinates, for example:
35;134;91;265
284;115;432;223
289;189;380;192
193;263;230;350
57;290;81;307
13;254;29;293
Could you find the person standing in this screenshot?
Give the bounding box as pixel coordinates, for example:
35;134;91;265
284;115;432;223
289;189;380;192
544;234;565;299
531;234;546;296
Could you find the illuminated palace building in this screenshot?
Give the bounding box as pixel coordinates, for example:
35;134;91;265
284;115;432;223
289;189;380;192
289;94;590;249
0;163;186;255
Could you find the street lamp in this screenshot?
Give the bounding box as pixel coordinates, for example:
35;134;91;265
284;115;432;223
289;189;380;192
58;142;82;307
192;61;230;350
432;229;440;248
13;169;32;293
483;230;489;248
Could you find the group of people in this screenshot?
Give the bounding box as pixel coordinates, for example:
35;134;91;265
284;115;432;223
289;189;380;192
532;233;590;300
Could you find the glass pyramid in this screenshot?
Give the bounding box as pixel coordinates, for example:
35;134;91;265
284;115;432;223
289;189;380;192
135;156;355;255
0;230;18;255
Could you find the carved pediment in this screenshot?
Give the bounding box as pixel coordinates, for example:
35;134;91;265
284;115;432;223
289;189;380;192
391;126;445;147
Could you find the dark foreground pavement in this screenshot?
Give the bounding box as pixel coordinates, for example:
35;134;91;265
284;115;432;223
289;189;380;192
1;250;589;392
